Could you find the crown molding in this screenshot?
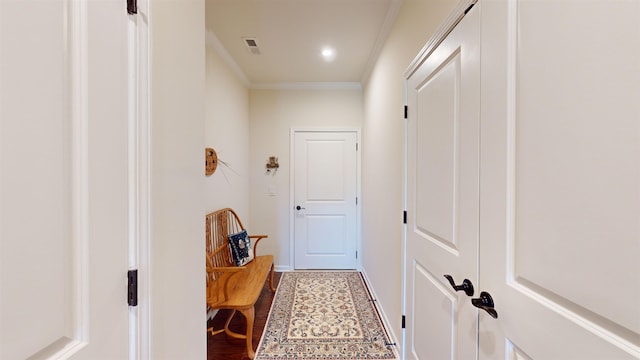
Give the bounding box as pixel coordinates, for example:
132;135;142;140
360;0;405;85
205;29;251;87
205;30;361;91
250;82;362;90
403;0;477;79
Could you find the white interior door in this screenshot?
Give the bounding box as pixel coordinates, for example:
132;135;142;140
404;3;480;359
1;0;139;357
479;0;640;358
293;130;358;270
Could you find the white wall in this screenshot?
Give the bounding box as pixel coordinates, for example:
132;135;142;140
205;46;250;220
150;0;206;358
248;88;363;270
361;0;458;346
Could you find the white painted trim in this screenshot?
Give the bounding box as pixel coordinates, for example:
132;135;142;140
289;127;363;133
127;0;152;358
289;129;296;270
275;265;293;272
127;12;140;360
505;0;518;287
204;30;364;91
400;80;408;360
360;0;405;85
207;309;218;321
139;1;152;357
251;82;361;90
355;130;362;271
69;0;90;355
360;270;400;358
289;128;362;271
140;28;152;360
403;0;476;79
205;29;251;87
48;341;88;359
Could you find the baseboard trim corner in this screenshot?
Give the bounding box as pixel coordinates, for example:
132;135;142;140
360;269;401;355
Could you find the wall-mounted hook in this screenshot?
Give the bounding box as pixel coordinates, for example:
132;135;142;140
266;156;279;174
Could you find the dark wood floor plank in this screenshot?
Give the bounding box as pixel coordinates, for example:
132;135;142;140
207;272;282;360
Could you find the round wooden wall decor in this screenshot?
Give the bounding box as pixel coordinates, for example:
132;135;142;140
205;147;218;176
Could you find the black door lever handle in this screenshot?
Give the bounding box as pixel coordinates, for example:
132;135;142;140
471;291;498;319
443;274;474;296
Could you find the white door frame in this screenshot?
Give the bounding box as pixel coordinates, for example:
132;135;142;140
127;2;151;358
289;128;362;271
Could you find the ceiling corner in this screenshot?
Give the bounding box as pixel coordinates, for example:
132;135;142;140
205;29;251;87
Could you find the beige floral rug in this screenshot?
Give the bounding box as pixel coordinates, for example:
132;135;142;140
255;271;397;360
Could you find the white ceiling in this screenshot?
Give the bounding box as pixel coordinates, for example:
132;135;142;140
205;0;402;87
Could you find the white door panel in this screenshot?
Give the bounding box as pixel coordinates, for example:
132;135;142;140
305;215;347;254
405;4;480;359
480;0;640;358
411;263;464;358
293;131;358;269
1;0;135;357
1;2;76;356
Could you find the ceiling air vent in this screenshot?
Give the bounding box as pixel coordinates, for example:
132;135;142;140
243;37;261;55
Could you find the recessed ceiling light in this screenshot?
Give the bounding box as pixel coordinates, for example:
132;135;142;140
321;47;336;62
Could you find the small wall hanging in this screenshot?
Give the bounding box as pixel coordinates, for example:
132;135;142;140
266;156;279;174
205;147;218;176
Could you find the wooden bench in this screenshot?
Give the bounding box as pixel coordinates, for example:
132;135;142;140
206;208;276;359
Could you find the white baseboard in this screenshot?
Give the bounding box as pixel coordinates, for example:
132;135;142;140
274;266;363;272
360;269;400;357
275;265;292;272
207;308;218;321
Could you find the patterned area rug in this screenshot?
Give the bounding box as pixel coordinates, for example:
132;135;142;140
255;271;397;360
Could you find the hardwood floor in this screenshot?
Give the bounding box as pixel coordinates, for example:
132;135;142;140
207;272;282;360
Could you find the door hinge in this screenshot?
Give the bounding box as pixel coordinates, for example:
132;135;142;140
402;315;406;329
404;105;408;119
356;197;358;205
403;210;407;224
128;269;138;306
127;0;137;15
464;2;475;14
356;251;358;259
356;143;359;151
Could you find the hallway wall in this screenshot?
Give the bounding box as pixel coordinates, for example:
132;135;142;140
205;46;251;220
150;0;206;357
361;0;459;346
202;0;461;349
248;87;363;270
